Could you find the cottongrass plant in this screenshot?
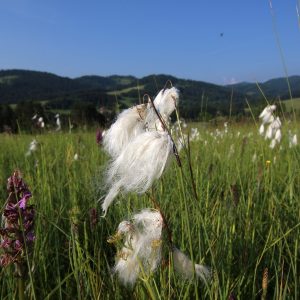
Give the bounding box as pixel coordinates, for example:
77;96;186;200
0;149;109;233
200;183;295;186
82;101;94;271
109;209;210;286
101;85;210;289
101;87;179;215
258;105;282;148
25;139;38;157
288;130;298;148
55;114;61;131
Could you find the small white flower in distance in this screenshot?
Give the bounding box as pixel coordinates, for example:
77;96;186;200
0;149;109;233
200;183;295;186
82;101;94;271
259;124;265;135
26;139;38;156
265;117;281;140
224;122;228;133
265;124;273;140
190;128;200;141
259;105;276;124
56;116;61;131
274;129;281;143
269;139;276;149
272;117;281;129
74;153;79;160
289;131;298;148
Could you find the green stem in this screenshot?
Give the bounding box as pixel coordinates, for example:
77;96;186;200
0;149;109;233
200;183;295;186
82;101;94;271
18;277;25;300
16;263;25;300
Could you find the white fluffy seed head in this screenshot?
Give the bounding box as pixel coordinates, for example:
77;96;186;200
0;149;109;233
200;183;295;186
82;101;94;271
113;209;163;286
265;124;274;140
271;117;281;130
145;87;179;130
259;105;276;121
153;87;179;117
103;104;147;158
269;139;276;149
26;139;38;156
172;248;211;282
259;104;276;125
259;124;265;135
113;210;211;286
274;129;282;143
289;132;298;148
101;131;173;215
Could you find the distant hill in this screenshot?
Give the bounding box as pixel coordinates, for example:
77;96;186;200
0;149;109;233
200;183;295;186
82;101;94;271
0;69;116;109
0;69;85;103
3;69;300;120
74;75;137;90
0;69;255;119
228;75;300;99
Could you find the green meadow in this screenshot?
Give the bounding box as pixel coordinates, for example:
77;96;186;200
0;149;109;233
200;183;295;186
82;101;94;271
0;123;299;299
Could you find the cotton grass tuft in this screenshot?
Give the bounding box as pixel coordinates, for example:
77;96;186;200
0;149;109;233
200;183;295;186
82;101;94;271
101;87;180;215
111;209;211;286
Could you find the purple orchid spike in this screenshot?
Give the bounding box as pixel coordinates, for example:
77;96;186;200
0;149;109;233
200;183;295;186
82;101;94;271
0;170;35;268
18;192;32;210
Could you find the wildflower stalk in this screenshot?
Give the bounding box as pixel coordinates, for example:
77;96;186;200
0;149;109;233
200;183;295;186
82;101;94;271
174;106;198;201
148;191;172;247
18;275;25;300
268;0;297;123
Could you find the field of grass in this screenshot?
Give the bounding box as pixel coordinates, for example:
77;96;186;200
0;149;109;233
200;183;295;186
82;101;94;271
0;123;299;299
282;98;300;112
107;85;145;96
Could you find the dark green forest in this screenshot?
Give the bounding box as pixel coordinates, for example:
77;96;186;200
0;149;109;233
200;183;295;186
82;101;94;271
0;69;299;132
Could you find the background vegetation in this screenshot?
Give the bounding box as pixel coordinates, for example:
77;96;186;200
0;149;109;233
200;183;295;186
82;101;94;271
0;122;299;299
1;70;300;133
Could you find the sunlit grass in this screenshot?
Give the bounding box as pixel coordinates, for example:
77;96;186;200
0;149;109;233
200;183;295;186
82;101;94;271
0;124;299;299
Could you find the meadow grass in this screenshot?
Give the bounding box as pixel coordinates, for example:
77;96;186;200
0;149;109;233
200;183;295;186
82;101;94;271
282;98;300;113
0;124;299;299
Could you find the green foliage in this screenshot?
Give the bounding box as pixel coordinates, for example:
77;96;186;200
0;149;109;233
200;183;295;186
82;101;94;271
1;69;300;128
70;102;105;127
0;104;16;132
0;124;299;299
14;101;46;132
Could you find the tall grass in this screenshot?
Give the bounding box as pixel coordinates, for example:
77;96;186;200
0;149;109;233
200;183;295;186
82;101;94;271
0;125;299;299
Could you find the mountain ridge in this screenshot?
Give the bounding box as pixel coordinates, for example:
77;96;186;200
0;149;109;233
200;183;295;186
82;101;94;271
1;69;299;119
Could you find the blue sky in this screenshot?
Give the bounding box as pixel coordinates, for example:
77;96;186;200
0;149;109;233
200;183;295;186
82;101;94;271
0;0;299;85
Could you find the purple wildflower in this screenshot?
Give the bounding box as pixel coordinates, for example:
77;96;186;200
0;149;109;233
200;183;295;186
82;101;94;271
18;193;32;210
0;171;35;268
96;128;103;145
